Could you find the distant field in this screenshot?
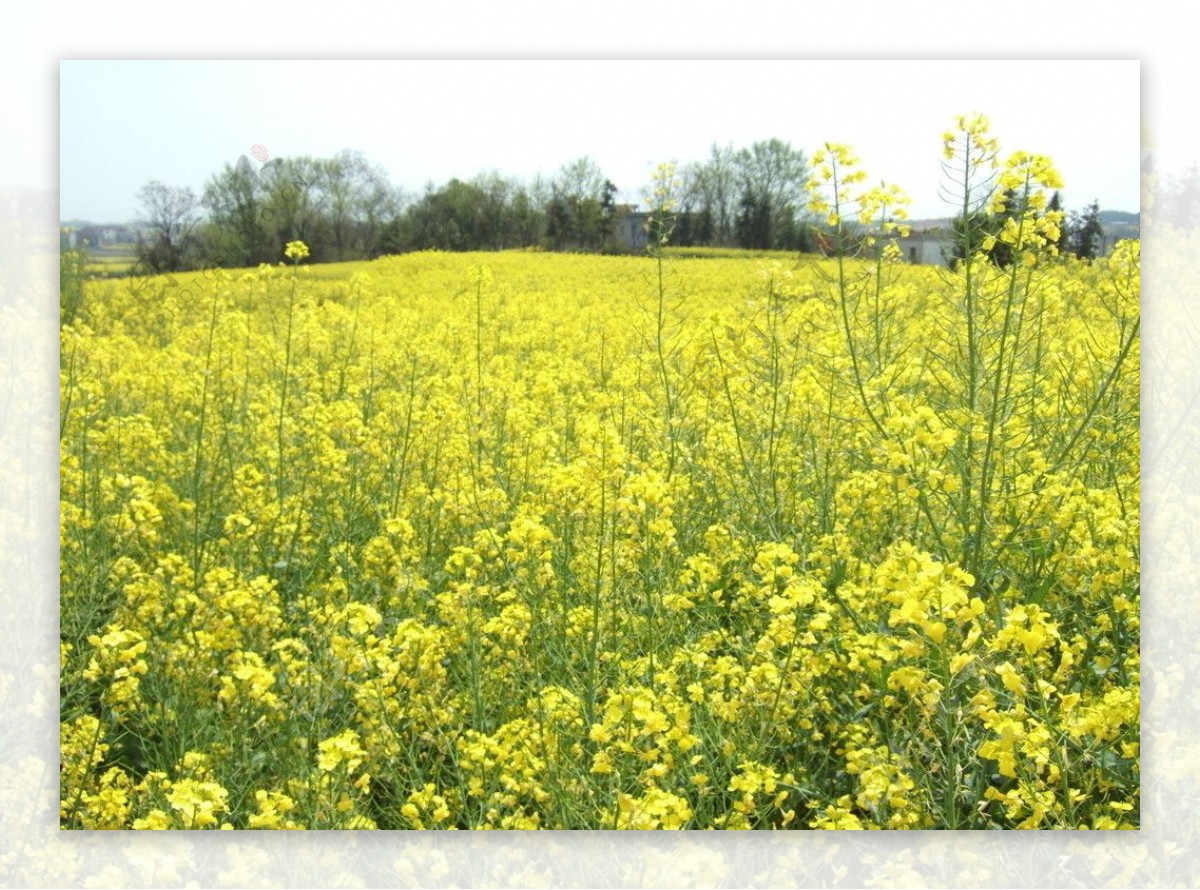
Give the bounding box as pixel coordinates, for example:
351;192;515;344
85;257;136;277
83;243;139;277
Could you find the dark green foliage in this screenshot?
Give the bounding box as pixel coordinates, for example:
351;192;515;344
1068;200;1105;260
735;190;773;250
1048;191;1070;255
943;210;994;269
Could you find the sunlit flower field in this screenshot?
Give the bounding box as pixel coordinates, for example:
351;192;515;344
60;125;1139;830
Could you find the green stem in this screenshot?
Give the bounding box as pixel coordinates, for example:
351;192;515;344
277;268;298;509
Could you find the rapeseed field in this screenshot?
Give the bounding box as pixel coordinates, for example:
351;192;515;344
60;122;1139;830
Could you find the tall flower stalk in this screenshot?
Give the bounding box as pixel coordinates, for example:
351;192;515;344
277;240;309;509
645;162;682;481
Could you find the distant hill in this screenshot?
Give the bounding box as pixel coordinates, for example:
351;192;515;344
905;211;1139;231
904;218;952;231
1098;210;1139;225
61;218;140;229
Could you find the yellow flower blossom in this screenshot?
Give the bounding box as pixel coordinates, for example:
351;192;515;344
284;240;310;261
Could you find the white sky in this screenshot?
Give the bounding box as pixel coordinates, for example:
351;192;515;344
59;60;1140;224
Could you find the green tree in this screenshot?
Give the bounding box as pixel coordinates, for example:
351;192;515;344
318;151;395;260
135;181;200;273
1069;199;1105;259
697;144;740;246
258;157;326;259
547;157;617;252
471;171;517;250
201;161;271;266
735;189;772;249
733;138;809;249
1047;191;1070;254
406;179;484;251
510;176;548;247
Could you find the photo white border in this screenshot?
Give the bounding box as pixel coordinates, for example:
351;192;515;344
3;8;1191;887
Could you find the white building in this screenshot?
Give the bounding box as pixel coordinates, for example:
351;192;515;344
895;230;950;266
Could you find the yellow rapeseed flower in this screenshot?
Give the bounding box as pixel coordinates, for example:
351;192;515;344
284;240;310;261
317;729;366;773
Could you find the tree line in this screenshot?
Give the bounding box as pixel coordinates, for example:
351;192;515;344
135;151;399;273
130;143;1126;275
131;140;819;273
